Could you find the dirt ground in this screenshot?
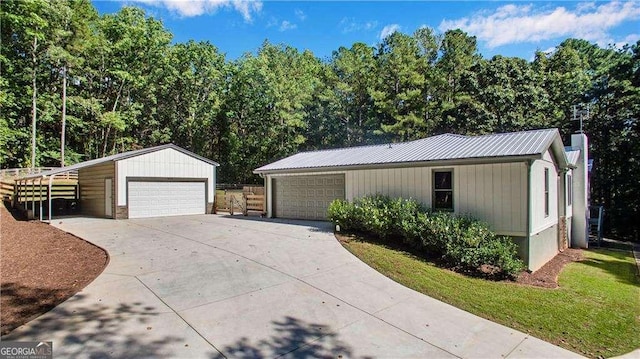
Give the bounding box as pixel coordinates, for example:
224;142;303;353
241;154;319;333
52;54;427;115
0;203;108;335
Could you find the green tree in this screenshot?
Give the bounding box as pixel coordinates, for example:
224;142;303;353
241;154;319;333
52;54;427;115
324;43;377;145
436;29;482;134
223;42;322;182
372;31;429;141
1;0;48;167
159;41;228;157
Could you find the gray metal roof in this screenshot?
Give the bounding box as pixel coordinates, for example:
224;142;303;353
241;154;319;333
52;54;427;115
565;150;581;166
18;144;219;180
255;128;569;173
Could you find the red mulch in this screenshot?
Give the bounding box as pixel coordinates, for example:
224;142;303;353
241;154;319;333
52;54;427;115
1;203;108;335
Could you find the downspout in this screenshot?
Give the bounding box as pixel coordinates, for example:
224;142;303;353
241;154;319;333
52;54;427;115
526;160;533;269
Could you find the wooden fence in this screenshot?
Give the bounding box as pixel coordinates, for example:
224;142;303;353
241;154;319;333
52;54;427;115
215;186;265;215
2;179;78;203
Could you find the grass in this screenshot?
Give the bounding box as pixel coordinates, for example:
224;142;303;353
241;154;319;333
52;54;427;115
341;236;640;358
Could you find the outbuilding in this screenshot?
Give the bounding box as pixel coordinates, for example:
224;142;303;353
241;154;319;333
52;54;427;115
18;144;218;219
254;128;590;271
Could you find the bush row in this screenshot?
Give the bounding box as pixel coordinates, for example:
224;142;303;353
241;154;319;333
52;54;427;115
328;195;524;278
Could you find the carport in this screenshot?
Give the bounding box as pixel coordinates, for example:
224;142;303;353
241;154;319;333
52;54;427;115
16;144;219;221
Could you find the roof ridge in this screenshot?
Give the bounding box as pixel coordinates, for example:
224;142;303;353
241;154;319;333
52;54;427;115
475;128;556;138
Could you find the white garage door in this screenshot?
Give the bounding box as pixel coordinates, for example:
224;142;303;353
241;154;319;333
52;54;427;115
128;181;205;219
273;175;345;220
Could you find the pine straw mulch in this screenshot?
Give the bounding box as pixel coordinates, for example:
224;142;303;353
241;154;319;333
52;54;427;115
336;233;583;288
1;203;109;335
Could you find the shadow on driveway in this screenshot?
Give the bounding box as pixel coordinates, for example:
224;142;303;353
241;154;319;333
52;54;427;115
2;285;192;358
223;316;357;358
217;214;334;234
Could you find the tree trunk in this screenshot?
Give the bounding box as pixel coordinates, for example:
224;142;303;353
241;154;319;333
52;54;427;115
61;65;67;167
31;35;38;170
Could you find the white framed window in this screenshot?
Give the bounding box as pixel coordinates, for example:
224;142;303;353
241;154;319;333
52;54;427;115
544;168;550;217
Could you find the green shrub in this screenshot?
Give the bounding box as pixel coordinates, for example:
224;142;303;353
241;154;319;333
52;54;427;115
327;199;354;230
328;195;524;278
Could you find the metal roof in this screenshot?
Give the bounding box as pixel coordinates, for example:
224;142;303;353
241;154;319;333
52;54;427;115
255;128;569;173
18;144;219;180
565;150;581;166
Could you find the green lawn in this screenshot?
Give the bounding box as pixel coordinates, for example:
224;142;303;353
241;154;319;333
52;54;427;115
341;237;640;358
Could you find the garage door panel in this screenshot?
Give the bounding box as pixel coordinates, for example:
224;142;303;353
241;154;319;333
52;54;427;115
274;175;345;220
128;181;205;219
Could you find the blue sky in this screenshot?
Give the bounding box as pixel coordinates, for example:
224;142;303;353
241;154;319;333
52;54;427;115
93;1;640;61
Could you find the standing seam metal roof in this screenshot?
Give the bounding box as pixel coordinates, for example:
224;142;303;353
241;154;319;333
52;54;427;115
254;128;565;173
18;144;219;180
565;150;581;166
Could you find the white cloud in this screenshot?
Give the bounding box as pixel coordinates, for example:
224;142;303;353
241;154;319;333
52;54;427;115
129;0;263;21
295;9;306;21
379;24;401;40
279;20;297;32
438;1;640;48
339;17;378;33
615;33;640;48
542;46;557;54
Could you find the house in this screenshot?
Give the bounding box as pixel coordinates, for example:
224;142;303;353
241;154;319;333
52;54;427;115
16;144;219;220
254;128;589;271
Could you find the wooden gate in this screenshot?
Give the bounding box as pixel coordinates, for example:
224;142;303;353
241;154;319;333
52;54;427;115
215;186;265;216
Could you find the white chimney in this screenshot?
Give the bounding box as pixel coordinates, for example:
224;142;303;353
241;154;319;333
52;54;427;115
570;133;589;248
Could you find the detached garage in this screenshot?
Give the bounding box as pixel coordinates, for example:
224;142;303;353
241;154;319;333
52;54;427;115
20;144;218;219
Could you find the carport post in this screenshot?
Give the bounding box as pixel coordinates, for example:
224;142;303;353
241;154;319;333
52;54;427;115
48;174;55;222
31;179;35;218
39;177;43;221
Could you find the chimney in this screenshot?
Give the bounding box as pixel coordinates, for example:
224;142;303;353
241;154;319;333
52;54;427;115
570;133;589;248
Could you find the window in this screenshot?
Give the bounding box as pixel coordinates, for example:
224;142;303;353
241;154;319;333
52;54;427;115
567;174;573;206
544;168;549;217
433;170;453;211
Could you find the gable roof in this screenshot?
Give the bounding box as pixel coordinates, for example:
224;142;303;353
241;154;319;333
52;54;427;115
255;128;570;174
18;144;219;180
565;150;581;167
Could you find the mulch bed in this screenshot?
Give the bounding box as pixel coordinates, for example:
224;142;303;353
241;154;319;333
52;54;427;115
515;248;583;288
1;203;108;335
336;233;583;288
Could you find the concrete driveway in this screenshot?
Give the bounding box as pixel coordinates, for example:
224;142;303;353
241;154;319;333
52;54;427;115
5;215;583;358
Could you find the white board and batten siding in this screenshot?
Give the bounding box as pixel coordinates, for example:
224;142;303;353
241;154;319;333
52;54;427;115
530;150;559;234
345;163;528;236
116;148;216;208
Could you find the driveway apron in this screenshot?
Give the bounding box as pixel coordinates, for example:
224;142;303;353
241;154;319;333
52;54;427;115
4;215;584;358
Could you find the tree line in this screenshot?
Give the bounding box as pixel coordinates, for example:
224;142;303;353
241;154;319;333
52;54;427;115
1;0;639;240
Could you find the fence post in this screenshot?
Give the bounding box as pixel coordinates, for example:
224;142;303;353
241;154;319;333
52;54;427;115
243;193;248;216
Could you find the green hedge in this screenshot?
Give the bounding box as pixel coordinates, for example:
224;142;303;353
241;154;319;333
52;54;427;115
328;195;524;278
